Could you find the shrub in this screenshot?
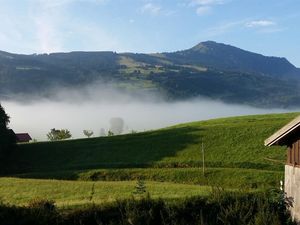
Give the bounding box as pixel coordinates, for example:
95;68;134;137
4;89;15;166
0;199;60;225
133;179;147;195
117;196;167;225
0;191;296;225
27;198;56;211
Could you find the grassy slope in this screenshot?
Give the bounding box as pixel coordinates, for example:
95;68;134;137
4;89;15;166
9;112;297;173
2;112;297;185
1;112;298;207
16;168;283;189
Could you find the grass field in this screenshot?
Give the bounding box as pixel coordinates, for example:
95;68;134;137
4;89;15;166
14;167;283;189
1;112;299;208
0;178;211;208
7;113;297;173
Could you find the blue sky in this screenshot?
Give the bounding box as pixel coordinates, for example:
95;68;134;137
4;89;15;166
0;0;299;66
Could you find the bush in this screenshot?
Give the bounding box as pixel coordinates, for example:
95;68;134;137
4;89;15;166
0;199;60;225
0;192;296;225
117;196;167;225
27;199;56;211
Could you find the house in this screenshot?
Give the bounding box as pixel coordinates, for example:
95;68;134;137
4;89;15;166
16;133;32;143
8;129;32;143
265;115;300;222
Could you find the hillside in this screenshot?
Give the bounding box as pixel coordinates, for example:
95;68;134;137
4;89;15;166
167;41;298;78
3;112;298;189
1;41;300;107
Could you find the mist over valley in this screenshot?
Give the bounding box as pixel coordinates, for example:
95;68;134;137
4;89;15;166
2;86;291;141
1;41;300;110
1;41;300;141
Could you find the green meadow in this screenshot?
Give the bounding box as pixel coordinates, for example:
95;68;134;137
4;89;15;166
0;178;211;207
1;112;298;208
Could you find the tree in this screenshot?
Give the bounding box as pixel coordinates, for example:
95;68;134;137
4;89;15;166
0;104;10;129
0;103;16;158
99;128;106;136
107;130;114;136
83;130;94;138
109;117;124;135
133;179;146;195
47;128;72;141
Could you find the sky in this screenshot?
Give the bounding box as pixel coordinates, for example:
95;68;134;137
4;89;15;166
0;0;299;67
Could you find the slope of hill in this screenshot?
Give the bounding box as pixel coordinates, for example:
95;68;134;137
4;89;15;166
1;41;300;107
166;41;298;78
3;112;298;188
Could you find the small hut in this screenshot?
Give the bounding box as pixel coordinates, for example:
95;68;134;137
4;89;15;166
265;115;300;222
15;133;32;143
9;130;32;143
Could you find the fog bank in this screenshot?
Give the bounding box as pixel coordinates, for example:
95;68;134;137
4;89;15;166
2;96;291;141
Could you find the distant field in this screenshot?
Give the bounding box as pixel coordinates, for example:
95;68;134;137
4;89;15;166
0;178;211;208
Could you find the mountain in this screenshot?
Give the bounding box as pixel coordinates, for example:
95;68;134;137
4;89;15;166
0;41;300;108
167;41;298;78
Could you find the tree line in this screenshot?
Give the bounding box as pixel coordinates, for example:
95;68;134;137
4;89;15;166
46;117;126;141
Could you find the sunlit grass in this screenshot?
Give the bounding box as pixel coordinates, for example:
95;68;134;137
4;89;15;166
12;113;298;174
0;178;211;208
1;112;297;203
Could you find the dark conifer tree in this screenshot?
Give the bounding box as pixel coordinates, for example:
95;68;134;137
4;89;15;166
133;179;147;195
0;103;15;158
0;103;9;128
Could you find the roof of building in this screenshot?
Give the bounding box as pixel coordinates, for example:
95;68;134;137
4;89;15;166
16;133;32;142
265;115;300;146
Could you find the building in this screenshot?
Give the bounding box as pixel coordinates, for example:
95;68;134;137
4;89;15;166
265;115;300;222
8;129;32;143
15;133;32;143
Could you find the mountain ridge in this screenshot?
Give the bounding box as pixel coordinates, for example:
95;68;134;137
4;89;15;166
0;41;297;65
170;41;298;78
0;41;300;108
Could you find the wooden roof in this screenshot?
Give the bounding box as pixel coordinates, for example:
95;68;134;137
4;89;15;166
16;133;32;142
265;115;300;146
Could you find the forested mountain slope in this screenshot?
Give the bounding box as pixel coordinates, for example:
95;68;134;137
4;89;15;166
1;41;299;107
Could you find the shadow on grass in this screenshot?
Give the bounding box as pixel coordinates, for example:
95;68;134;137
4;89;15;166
2;126;203;178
